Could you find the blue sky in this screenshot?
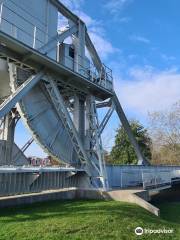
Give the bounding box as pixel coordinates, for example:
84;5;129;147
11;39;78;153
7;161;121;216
60;0;180;116
15;0;180;156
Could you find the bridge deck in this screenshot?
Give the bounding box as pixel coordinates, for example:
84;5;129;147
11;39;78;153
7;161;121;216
0;31;113;100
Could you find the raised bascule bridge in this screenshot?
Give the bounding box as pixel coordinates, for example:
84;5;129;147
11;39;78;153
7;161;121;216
0;0;179;205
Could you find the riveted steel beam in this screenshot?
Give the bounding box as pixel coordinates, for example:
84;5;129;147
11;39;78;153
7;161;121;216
0;71;44;119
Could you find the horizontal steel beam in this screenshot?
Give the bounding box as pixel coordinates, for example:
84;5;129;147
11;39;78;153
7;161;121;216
0;31;113;100
50;0;80;24
0;166;85;173
22;25;78;62
96;100;112;108
50;1;103;75
39;25;78;54
0;71;44;119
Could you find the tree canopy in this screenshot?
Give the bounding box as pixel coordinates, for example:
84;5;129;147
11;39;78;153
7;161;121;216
108;120;152;165
148;101;180;165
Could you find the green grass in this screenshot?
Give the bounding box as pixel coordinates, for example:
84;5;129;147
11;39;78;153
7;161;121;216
0;200;180;240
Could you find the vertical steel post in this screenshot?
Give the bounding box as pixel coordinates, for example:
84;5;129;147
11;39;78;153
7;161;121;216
73;95;85;142
33;26;37;49
0;3;3;28
0;112;16;165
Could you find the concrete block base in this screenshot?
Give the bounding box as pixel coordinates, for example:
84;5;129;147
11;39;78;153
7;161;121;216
0;187;160;216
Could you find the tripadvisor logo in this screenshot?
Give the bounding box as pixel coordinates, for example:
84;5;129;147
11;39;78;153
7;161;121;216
135;226;174;235
135;227;143;235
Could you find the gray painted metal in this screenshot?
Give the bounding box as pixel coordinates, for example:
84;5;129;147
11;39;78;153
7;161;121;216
0;140;28;165
50;0;79;24
0;112;16;164
0;165;179;197
0;31;113;100
0;166;84;173
0;0;113;99
85;96;108;188
0;59;10;102
0;0;58;59
85;32;102;74
106;165;180;189
99;105;114;136
10;72;76;165
39;25;78;55
0;71;44;119
0;167;89;196
44;76;88;165
113;94;150;165
0;0;150;195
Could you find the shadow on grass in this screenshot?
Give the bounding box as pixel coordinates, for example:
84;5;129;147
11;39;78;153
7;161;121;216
155;202;180;224
0;199;173;227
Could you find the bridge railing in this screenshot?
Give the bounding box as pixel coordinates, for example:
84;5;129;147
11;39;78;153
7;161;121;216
142;171;172;190
0;1;114;92
106;165;180;189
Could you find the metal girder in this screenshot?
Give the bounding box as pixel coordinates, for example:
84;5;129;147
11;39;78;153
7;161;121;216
112;93;150;165
20;137;34;153
50;0;79;24
13;137;34;163
85;32;103;73
86;96;108;189
0;117;4;128
44;76;89;166
40;25;78;54
0;37;112;100
50;1;104;77
0;71;44;119
49;1;103;75
22;25;78;62
99;106;114;136
49;0;102;71
58;25;78;42
96;100;112;108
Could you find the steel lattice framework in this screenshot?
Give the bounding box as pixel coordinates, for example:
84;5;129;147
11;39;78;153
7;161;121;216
0;0;149;190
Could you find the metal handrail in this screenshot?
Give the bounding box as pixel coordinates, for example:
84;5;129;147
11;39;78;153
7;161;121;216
0;1;114;91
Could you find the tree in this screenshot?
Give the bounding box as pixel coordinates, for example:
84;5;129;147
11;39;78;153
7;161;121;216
148;101;180;165
108;120;152;165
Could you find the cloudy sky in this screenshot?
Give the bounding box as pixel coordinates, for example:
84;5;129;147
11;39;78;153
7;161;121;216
60;0;180;115
15;0;180;156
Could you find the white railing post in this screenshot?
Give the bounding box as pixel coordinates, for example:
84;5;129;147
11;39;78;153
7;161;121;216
0;3;3;29
56;42;60;63
33;26;37;49
121;170;123;188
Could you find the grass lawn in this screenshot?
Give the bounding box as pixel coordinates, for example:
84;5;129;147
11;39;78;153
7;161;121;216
0;200;180;240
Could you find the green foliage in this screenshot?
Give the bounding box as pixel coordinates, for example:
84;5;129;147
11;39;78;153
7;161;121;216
109;120;152;165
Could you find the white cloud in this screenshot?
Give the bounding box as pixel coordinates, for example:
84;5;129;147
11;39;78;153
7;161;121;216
104;0;133;14
60;0;84;10
118;17;131;23
130;35;150;44
89;32;118;59
115;66;180;116
59;0;119;60
161;53;176;61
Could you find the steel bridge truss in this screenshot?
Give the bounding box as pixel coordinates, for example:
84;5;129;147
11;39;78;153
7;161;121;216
0;0;149;190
